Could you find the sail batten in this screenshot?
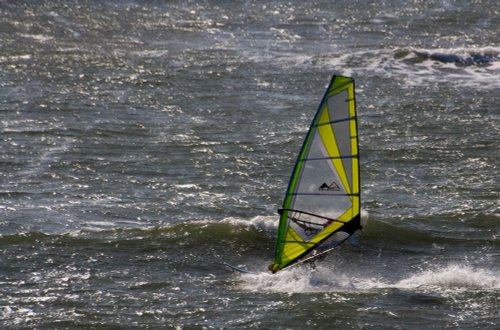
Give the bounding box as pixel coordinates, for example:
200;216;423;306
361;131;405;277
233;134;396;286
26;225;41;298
314;116;357;127
288;193;360;196
301;155;358;161
269;75;361;273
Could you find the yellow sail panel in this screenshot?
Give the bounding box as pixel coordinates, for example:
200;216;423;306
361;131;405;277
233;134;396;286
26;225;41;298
351;156;359;195
281;228;312;265
269;75;361;273
317;109;351;196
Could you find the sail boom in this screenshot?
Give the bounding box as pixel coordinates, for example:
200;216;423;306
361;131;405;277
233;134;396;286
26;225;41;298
278;208;348;224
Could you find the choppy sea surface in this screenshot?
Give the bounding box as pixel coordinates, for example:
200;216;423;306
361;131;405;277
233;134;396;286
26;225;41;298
1;1;499;328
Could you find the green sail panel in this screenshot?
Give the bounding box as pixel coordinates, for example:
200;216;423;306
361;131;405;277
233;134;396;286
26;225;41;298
269;75;361;273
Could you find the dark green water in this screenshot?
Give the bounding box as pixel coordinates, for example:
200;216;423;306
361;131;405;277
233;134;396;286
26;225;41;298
1;1;499;328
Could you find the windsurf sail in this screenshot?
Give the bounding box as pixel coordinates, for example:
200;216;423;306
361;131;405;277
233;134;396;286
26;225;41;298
269;75;361;273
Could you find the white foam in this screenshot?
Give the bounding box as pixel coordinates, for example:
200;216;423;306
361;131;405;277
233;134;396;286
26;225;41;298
19;33;54;43
360;209;369;227
80;220;120;232
220;215;277;233
394;264;500;290
239;265;385;293
238;264;499;293
174;183;201;190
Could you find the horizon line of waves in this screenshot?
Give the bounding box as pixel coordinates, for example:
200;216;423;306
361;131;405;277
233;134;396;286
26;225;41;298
0;215;278;248
318;46;500;89
1;210;492;248
0;210;427;251
238;263;500;293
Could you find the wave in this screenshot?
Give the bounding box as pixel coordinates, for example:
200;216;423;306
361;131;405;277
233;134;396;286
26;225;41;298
412;48;500;66
0;211;370;248
2;209;494;257
0;215;277;253
2;211;494;281
321;46;500;89
350;212;500;259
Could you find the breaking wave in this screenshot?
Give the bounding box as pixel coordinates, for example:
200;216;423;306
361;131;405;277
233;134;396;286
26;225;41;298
412;48;500;66
238;264;500;293
322;46;500;89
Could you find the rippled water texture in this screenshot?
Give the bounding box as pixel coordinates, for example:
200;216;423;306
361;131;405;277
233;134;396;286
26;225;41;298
1;1;499;328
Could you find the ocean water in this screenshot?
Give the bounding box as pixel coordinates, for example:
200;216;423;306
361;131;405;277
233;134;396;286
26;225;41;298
1;0;499;328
